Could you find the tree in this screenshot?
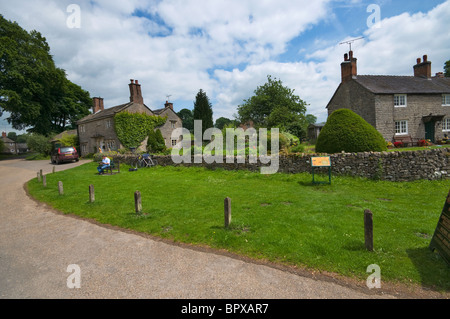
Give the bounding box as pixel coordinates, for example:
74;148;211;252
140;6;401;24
147;129;166;153
192;89;214;135
26;133;52;156
444;60;450;77
177;108;194;133
237;75;307;130
315;109;387;154
214;117;233;130
0;15;91;136
7;132;17;141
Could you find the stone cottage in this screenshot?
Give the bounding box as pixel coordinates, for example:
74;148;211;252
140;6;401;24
327;52;450;144
76;80;182;156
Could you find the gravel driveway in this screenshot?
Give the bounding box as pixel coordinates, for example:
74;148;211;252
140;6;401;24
0;158;444;301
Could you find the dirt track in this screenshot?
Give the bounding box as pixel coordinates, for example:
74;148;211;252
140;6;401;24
0;158;446;300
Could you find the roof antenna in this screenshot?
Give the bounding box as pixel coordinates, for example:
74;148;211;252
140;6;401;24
339;37;364;51
166;94;172;102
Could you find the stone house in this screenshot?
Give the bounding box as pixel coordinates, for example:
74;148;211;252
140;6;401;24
76;80;182;156
307;122;325;141
327;52;450;144
1;132;17;154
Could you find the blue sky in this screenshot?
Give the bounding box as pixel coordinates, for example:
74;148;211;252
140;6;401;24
1;0;449;134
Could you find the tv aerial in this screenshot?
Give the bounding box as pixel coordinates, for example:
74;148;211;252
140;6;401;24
166;94;172;102
339;37;364;51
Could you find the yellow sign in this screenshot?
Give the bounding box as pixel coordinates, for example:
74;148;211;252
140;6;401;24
311;156;331;167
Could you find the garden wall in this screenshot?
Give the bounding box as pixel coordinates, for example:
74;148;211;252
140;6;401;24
100;148;450;182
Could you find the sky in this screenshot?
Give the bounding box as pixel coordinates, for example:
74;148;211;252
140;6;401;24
1;0;450;134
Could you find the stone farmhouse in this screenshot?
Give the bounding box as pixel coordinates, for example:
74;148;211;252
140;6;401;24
327;52;450;144
77;80;182;156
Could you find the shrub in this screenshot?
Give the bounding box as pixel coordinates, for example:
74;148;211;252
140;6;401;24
147;129;166;153
315;109;387;154
27;134;52;156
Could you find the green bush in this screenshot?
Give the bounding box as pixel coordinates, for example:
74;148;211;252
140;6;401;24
147;129;166;153
27;134;52;156
315;109;387;154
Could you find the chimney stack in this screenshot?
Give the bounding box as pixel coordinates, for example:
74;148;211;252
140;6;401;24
164;100;174;110
341;50;357;83
92;97;104;113
2;132;6;138
414;55;432;79
129;79;144;104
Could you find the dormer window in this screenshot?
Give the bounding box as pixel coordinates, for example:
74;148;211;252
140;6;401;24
394;94;407;107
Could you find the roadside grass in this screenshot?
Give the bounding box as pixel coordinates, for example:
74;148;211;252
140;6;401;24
26;162;449;291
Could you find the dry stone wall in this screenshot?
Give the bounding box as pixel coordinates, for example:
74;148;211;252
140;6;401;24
99;148;450;182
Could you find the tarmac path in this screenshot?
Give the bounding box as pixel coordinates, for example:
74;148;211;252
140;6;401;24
0;158;445;301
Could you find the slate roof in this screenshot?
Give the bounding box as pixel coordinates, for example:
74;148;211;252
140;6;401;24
76;102;150;124
354;75;450;94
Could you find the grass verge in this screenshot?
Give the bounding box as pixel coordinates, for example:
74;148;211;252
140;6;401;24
26;162;449;291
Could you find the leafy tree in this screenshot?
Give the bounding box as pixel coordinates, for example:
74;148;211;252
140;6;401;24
193;89;214;135
7;132;17;141
445;60;450;77
315;109;387;154
237;75;307;130
0;138;4;153
16;133;29;143
177;108;194;132
214;117;233;130
0;15;91;135
26;133;52;155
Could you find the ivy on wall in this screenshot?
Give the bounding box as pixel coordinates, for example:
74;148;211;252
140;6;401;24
114;111;166;149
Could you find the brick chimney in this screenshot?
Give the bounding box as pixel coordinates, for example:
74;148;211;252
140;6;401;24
341;50;357;83
129;79;144;104
164;100;173;110
92;97;104;113
2;131;6;138
414;55;432;79
435;72;444;78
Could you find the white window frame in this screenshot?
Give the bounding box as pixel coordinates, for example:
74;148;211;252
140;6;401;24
171;139;177;147
442;94;450;106
443;118;450;132
395;120;408;135
106;119;113;129
394;94;407;107
79;125;85;133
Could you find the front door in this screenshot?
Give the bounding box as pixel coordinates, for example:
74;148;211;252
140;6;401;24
425;121;435;143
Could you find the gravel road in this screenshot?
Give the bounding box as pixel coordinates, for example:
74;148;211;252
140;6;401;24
0;158;445;301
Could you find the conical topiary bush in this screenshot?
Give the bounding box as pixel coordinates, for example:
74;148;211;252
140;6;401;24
315;109;387;154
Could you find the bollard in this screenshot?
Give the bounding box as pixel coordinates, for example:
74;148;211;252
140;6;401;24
364;209;374;251
37;172;41;182
52;166;56;174
40;169;43;178
89;184;95;203
58;181;63;195
224;197;231;228
42;175;47;187
134;191;142;214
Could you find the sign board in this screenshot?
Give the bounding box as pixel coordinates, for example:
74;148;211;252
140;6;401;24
311;156;331;167
311;156;332;184
429;189;450;266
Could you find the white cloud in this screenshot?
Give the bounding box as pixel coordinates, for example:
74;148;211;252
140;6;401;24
0;0;449;130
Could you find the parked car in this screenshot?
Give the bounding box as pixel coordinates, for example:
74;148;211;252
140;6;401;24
51;146;79;164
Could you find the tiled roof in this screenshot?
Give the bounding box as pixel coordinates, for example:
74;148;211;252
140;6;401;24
354;75;450;94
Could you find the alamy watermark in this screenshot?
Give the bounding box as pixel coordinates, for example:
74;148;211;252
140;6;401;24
367;4;381;29
66;264;81;288
171;120;280;174
66;4;81;29
366;264;381;289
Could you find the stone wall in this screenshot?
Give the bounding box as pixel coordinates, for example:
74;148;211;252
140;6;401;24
100;148;450;182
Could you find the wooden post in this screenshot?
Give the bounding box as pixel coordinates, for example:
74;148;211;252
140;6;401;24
364;209;374;251
42;175;47;187
117;161;120;173
58;181;63;195
52;166;56;174
40;169;43;178
37;172;41;182
89;184;95;203
224;197;231;228
135;191;142;214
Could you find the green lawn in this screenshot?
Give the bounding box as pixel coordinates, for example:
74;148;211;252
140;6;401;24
26;162;450;291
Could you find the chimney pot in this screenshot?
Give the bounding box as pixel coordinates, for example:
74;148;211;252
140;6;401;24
417;58;421;64
2;132;6;138
130;79;134;84
414;54;432;78
423;55;427;62
344;53;348;61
